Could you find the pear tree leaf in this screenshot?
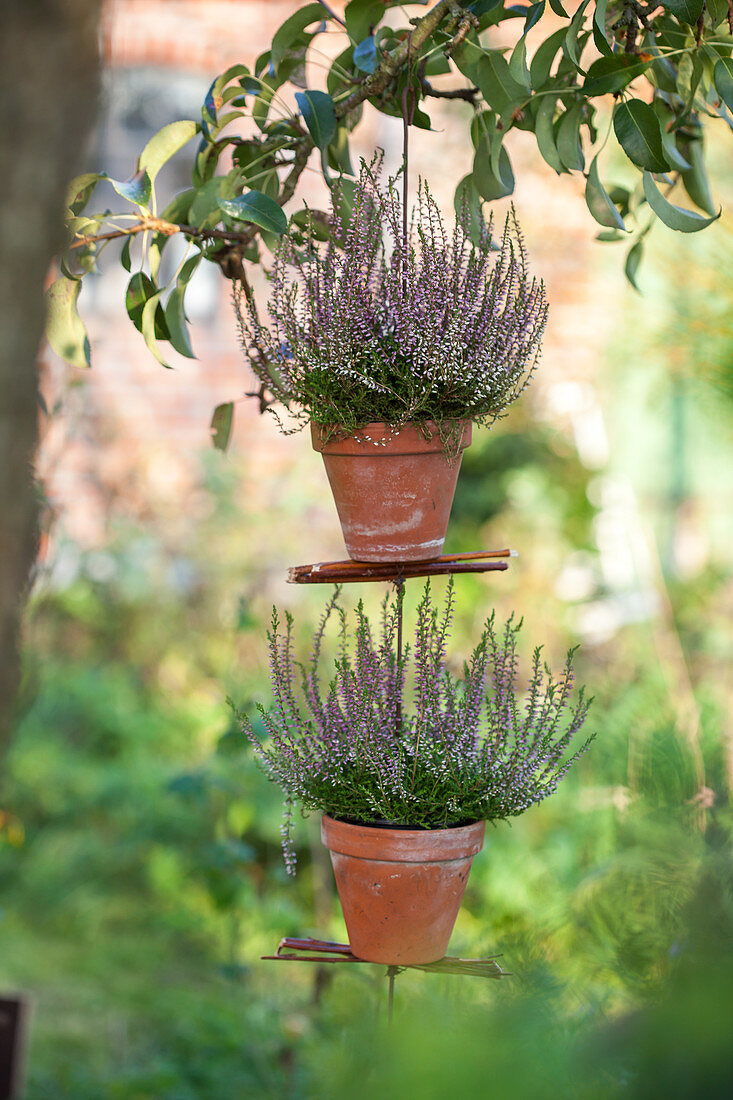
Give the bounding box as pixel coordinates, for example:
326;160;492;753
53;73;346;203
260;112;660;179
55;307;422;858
218;190;288;235
714;58;733;111
139;120;199;184
45;279;91;369
535;96;565;174
345;0;384;42
662;0;704;22
211;402;234;452
585;156;626;230
141;290;172;368
353;35;379;73
106;169;151;208
509;37;531;92
625;240;643;292
271;3;325;71
642;171;720;232
295;89;337;149
613;101;670;173
557;106;585;172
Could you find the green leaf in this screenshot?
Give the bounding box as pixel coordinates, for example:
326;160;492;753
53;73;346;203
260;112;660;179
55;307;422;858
548;0;568;14
139;120;199;184
327;126;354;175
474;50;527;121
535;96;564;174
454;174;487;245
190;178;229;229
583;54;650;96
120;236;132;272
161;188;196;226
592;0;613;56
211;403;234;452
625;240;643;292
295;89;336;149
107;169;151;208
529;28;567;88
141;290;172;368
508;37;531;93
45;279;91;369
714;57;733;111
164;286;196;359
680;138;717;216
613;101;670;173
523;2;545;34
125;272;168;339
662;0;704;22
653;100;692;171
585;156;626;230
642;171;720;231
473;136;515;200
707;0;729;26
345;0;384;42
353;35;378;73
66;172;102;215
557;106;585;172
218;190;288;235
564;0;592;74
271;3;325;70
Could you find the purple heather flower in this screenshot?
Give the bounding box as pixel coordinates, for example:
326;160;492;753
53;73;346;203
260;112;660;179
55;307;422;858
235;155;549;435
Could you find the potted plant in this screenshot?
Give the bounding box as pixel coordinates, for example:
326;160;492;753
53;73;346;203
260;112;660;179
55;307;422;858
237;581;593;965
236;158;548;562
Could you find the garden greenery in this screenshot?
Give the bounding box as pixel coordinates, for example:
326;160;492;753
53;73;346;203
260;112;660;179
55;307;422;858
239;580;593;872
235;158;548;437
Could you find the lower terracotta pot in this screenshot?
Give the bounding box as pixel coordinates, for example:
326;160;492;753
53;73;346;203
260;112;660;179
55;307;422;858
321;815;485;965
311;420;472;562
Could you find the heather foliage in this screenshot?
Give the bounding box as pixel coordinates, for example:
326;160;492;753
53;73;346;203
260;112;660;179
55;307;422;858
240;582;593;872
236;158;548;438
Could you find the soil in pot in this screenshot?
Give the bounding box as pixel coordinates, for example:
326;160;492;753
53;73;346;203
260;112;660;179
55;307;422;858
321;815;485;965
311;420;472;563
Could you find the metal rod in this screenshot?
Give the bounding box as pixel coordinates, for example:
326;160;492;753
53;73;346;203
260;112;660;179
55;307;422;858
387;966;398;1024
288;560;510;585
395;579;404;736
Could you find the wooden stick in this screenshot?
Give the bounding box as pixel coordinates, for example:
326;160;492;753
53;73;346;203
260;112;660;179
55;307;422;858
288;560;510;584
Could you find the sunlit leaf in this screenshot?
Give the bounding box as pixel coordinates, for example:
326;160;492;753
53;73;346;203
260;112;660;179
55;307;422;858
139;120;199;184
45;279;91;369
219;190;288;235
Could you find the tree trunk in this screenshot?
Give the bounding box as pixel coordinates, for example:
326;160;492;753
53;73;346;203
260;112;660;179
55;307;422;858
0;0;102;757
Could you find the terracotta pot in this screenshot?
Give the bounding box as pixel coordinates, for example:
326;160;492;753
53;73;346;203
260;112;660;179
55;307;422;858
321;815;485;965
311;420;472;562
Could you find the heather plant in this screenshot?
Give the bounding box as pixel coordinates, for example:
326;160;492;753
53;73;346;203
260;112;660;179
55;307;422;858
239;581;593;872
235;158;548;442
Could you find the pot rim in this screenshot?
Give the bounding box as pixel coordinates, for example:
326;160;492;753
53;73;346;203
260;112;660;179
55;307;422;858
311;419;472;456
321;814;485;863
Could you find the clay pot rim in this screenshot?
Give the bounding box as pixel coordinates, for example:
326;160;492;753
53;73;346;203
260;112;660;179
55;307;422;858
311;418;472;456
321;814;485;863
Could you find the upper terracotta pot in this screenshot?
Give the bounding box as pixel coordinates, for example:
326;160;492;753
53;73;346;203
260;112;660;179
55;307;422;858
311;420;472;563
321;815;485;965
